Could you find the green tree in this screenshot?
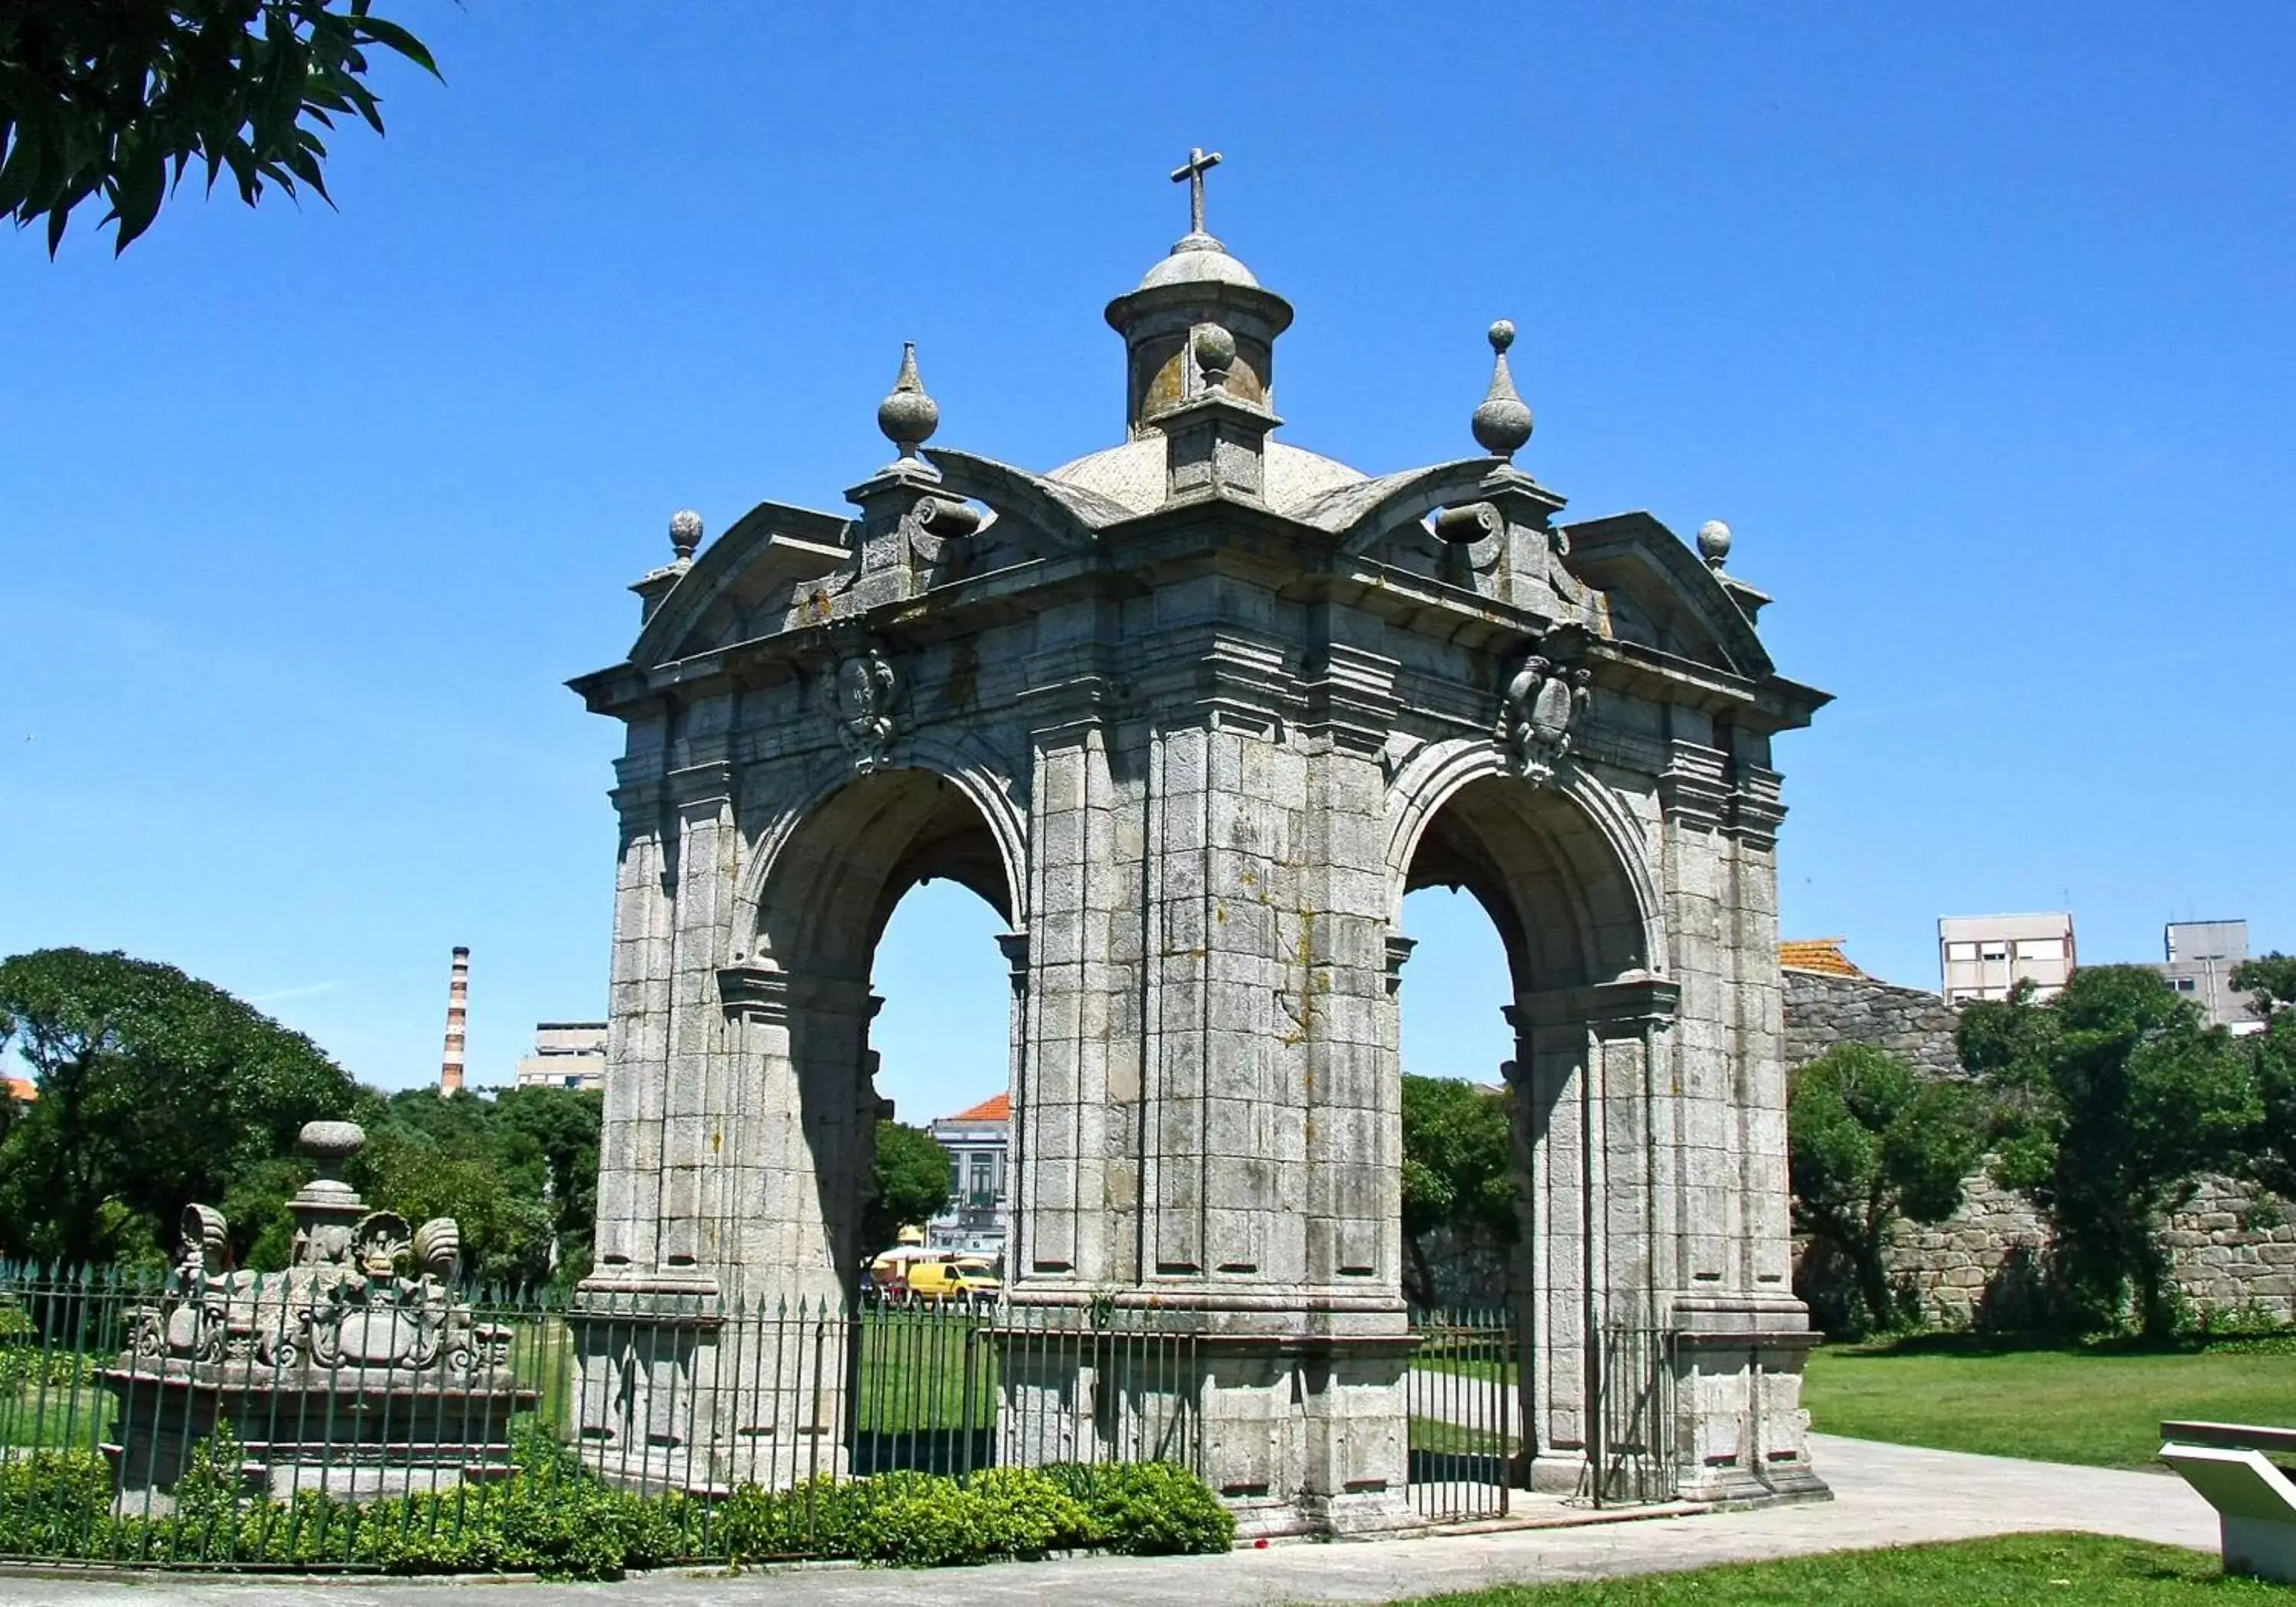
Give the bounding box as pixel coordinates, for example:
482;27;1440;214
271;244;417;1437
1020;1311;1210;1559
344;1089;555;1287
2;0;438;254
2234;953;2296;1204
0;947;356;1264
1787;1042;1982;1335
1959;967;2258;1339
1399;1074;1517;1310
493;1086;603;1283
863;1120;953;1260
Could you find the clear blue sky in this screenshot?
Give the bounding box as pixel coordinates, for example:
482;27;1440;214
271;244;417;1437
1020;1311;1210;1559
4;5;2290;1122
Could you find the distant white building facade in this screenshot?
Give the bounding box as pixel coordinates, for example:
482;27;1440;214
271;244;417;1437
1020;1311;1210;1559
924;1093;1009;1260
1939;911;2077;1004
2151;920;2265;1033
515;1022;608;1090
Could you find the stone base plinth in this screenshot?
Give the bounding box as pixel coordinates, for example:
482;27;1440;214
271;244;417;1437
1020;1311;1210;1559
1665;1295;1830;1505
995;1299;1424;1539
100;1366;534;1513
568;1270;853;1495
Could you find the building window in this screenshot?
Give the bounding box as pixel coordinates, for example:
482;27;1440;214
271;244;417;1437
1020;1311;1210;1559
1946;942;1978;962
2175;977;2198;993
1981;945;2008;962
970;1155;993;1206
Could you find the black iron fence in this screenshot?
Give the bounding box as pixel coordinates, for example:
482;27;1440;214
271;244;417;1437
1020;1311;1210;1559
0;1267;1681;1570
1590;1323;1675;1507
0;1263;1206;1569
1404;1309;1517;1522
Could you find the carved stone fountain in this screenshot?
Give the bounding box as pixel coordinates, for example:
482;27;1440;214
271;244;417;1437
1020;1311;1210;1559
102;1120;536;1507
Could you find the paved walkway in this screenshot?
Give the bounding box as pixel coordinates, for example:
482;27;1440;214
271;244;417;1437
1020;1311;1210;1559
0;1436;2218;1606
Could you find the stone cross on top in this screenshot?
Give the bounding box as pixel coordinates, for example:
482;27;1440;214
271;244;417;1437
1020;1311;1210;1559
1170;145;1222;236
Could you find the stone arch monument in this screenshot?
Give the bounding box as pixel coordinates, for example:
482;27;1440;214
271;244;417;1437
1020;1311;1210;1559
569;159;1831;1530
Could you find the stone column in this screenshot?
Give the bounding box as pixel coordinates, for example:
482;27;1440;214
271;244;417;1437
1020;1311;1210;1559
1008;711;1126;1290
572;758;738;1494
1649;737;1824;1504
1505;976;1678;1495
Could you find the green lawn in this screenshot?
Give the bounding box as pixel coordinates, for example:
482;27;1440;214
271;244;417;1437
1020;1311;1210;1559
1411;1534;2272;1605
1805;1336;2296;1467
1411;1416;1509;1455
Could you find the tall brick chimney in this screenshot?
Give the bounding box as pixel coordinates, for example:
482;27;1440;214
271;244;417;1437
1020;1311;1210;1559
440;946;470;1097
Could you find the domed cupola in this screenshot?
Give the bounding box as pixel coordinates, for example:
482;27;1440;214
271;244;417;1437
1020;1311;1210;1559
1104;148;1295;438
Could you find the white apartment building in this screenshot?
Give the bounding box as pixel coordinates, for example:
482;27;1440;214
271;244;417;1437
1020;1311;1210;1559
514;1021;608;1090
1939;911;2076;1004
925;1092;1010;1261
2152;919;2266;1032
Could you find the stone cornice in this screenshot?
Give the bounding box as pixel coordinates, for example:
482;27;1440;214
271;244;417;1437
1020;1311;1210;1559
1728;763;1788;850
1296;641;1401;754
716;966;879;1023
1658;742;1732;830
1506;975;1682;1035
666;759;735;810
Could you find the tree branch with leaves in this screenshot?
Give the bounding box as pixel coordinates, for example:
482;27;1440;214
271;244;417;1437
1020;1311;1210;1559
2;0;438;255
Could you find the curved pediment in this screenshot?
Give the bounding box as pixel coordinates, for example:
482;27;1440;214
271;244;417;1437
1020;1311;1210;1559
1296;457;1507;553
924;448;1130;545
630;498;854;669
1561;511;1773;678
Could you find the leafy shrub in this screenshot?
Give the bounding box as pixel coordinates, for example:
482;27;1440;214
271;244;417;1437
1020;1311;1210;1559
846;1470;983;1567
0;1449;110;1554
0;1346;99;1394
961;1465;1091;1556
714;1472;862;1561
1039;1462;1235;1555
0;1418;1231;1576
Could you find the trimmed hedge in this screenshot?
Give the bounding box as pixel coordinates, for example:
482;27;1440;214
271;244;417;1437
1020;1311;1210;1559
0;1429;1233;1579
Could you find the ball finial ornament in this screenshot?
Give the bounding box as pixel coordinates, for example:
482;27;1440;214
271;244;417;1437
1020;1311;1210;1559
1192;322;1237;393
876;341;940;464
1696;519;1733;569
298;1120;366;1182
1471;319;1534;460
669;509;704;561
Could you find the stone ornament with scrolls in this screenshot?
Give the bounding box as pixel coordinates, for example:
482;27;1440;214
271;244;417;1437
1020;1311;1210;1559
1499;652;1591;785
103;1117;530;1505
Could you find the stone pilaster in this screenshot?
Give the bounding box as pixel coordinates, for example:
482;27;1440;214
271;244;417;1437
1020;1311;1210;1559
1506;976;1679;1494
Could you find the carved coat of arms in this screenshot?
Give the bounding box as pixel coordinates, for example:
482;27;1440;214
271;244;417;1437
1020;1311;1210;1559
1499;653;1590;784
830;646;899;773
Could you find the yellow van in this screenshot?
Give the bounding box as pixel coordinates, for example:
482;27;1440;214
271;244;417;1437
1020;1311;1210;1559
905;1256;1001;1310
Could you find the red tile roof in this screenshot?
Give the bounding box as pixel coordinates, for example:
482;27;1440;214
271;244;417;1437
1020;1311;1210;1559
944;1092;1009;1123
1780;938;1864;978
3;1077;34;1103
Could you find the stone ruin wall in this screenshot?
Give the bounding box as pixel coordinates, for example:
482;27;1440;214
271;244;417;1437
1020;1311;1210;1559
1782;968;2296;1327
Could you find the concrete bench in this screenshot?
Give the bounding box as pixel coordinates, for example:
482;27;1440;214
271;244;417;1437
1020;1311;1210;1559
2160;1420;2296;1583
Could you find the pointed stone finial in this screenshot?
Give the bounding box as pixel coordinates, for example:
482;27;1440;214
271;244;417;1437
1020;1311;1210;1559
1470;320;1534;460
1696;519;1733;570
876;341;939;464
1192;322;1237;393
669;508;703;562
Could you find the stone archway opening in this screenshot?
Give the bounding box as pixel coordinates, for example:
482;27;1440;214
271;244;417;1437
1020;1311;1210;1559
1395;882;1514;1312
870;878;1014;1256
1397;772;1662;1497
721;767;1025;1314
